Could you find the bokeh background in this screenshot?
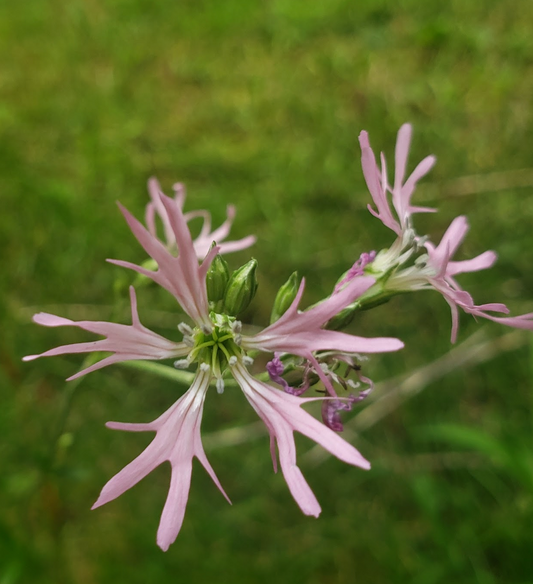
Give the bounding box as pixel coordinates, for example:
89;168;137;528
3;0;533;582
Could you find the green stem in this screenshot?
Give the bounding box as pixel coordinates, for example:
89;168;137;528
119;360;240;388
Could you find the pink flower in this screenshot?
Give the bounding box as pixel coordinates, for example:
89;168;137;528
425;215;533;342
145;178;256;259
356;125;533;344
26;187;404;549
359;123;436;236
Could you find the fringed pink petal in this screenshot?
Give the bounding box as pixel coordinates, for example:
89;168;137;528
106;420;156;432
481;312;533;329
92;441;164;509
285;397;370;469
194;446;232;505
296;276;375;330
409;205;437;215
148;177;175;246
66;354;142;381
112;196;214;326
208;204;235;242
393;124;411;192
93;370;224;550
433;216;469;263
361;124;435;233
269;433;278;473
258;276;374;338
215;235;257;256
472;302;509;313
172;182;186;208
198;244;222;281
244;275;403;357
24;288;188;379
159;194;213;326
400;155;437;214
184;210;212;240
232;364;369;517
273;421;321;517
447;251;497;276
359;131;400;235
32;313;74;327
157;460;194;551
118;203;176;275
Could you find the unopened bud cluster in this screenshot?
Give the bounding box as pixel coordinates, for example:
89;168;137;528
206;254;258;316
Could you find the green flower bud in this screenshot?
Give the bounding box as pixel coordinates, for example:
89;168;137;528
206;253;230;309
270;271;299;324
223;259;258;316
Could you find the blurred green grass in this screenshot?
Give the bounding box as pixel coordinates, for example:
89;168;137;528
2;0;533;582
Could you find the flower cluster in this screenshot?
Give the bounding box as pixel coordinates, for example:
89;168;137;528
25;128;533;550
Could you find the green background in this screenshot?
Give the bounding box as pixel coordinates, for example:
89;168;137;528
2;0;533;582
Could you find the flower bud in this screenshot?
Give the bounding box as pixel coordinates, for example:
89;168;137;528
206;253;230;308
223;259;258;316
270;271;299;324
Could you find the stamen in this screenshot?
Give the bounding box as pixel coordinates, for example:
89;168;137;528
414;234;429;251
228;356;237;366
178;323;194;336
231;320;242;334
199;363;210;372
404;228;416;247
201;323;212;335
242;355;254;366
216;377;225;394
234;334;242;346
174;359;190;369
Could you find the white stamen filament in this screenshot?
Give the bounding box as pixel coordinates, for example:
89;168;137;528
178;322;194;336
174;359;190;369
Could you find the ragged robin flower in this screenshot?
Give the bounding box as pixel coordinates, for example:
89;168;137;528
338;123;533;342
25;189;403;550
